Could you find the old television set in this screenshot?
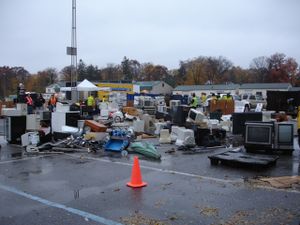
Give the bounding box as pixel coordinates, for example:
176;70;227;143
244;122;274;151
187;108;205;123
274;122;294;151
139;97;154;107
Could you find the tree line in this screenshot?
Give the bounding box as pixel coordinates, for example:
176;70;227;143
0;52;299;100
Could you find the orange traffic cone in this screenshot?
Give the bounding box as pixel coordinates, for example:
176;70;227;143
127;156;147;188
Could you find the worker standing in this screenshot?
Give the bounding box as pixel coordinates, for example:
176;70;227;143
211;93;217;105
26;93;34;114
226;93;233;101
201;93;207;105
87;94;95;115
190;93;198;108
48;94;57;112
201;92;208;112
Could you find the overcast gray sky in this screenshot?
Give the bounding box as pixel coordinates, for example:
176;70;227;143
1;0;299;73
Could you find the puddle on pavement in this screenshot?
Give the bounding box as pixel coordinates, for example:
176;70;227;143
72;187;102;200
74;189;80;199
292;160;299;175
0;151;24;160
19;169;42;176
11;152;23;158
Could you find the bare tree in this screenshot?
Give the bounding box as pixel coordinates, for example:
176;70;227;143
250;56;268;82
188;60;206;85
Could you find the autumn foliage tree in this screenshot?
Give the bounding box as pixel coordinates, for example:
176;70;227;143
1;52;299;100
0;66;30;100
265;53;298;84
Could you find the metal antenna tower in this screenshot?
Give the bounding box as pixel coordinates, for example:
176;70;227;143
67;0;78;102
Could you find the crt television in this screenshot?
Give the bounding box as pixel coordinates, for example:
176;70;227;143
244;122;273;150
139;97;154;107
187;108;205;123
274;122;294;150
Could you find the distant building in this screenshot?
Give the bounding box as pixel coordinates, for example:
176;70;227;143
134;81;173;95
238;83;292;97
45;83;61;94
173;83;292;99
173;84;239;97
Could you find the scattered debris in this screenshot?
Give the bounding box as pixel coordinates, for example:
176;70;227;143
128;142;161;160
120;212;169;225
199;206;219;217
247;176;300;189
165;148;176;154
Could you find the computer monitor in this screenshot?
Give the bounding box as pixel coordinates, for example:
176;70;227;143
274;122;294;150
139;98;154;107
245;122;273;150
187;108;205;123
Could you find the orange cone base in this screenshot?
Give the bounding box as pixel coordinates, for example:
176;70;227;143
126;181;147;188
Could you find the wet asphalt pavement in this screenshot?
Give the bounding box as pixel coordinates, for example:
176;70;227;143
0;119;300;224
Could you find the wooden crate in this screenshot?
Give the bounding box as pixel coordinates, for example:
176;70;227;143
84;120;107;132
122;107;139;116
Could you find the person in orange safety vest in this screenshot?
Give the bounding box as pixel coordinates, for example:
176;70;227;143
26;93;34;114
48;94;57;112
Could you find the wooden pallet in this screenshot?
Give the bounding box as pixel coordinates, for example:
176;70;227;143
246;148;294;156
208;150;279;168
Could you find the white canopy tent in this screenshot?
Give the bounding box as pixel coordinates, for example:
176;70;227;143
77;79;101;91
60;81;110;92
77;79;111;100
59;79;111;101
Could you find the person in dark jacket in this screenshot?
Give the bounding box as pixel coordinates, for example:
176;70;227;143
35;93;45;111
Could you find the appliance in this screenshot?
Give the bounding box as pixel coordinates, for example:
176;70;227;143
5;116;26;144
175;128;195;146
172;105;191;126
157;105;167;113
274;122;294;151
169;100;181;108
26;114;40;130
232;112;262;135
187;108;205;123
190;125;226;147
139;97;154;107
16;103;27;115
244;122;273;151
51;111;80;133
1;108;24;116
56;102;70;112
39;111;51;121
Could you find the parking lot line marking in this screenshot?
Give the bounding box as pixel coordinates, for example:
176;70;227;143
0;183;123;225
65;154;300;194
65;154;242;184
0;156;45;164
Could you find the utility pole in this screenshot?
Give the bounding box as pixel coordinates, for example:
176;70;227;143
67;0;78;102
